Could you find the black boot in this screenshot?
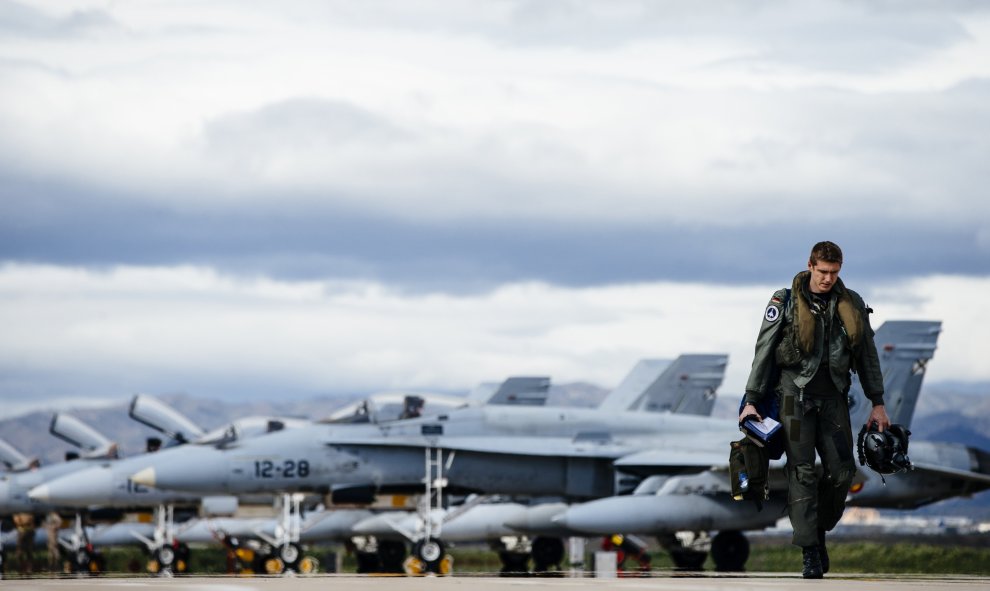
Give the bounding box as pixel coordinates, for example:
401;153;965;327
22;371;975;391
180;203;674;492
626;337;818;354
802;546;823;579
818;528;829;574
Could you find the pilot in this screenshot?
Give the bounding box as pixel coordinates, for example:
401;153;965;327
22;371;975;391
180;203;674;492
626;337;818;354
739;240;889;579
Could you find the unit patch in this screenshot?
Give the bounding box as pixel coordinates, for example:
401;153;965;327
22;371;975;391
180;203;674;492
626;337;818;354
764;305;781;323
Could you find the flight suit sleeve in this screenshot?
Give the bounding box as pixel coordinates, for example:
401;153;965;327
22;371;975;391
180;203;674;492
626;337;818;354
744;289;788;405
853;294;885;405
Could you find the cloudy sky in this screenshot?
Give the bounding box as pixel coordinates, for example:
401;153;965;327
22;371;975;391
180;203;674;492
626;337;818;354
1;0;989;419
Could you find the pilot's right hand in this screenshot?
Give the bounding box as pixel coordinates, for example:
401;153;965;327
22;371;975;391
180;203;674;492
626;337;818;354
738;403;762;424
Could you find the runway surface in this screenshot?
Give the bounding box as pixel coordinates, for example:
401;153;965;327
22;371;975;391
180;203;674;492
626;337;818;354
2;574;989;591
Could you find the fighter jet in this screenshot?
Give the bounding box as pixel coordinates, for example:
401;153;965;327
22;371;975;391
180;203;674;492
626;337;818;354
553;321;990;572
128;355;732;571
129;355;730;496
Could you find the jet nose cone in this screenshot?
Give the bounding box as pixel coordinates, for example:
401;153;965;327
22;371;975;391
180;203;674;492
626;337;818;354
129;447;229;493
32;468;115;507
28;483;50;502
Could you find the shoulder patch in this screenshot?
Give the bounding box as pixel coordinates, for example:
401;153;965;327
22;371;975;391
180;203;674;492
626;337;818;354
764;305;781;323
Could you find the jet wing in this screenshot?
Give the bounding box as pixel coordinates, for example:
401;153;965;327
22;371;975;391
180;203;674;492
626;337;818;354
910;462;990;486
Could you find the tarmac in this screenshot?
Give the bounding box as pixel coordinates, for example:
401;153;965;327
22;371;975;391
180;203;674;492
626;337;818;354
2;574;989;591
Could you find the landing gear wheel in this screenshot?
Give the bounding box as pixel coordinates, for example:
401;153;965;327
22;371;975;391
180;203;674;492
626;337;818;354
157;545;175;566
711;530;749;572
419;539;442;562
278;542;301;570
152;545;177;576
412;539;446;573
531;537;565;573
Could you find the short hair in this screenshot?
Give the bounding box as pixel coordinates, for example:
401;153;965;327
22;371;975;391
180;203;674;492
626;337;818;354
809;241;843;266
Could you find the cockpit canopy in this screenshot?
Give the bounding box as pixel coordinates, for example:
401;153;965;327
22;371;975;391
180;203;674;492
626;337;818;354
322;392;469;424
194;416;312;447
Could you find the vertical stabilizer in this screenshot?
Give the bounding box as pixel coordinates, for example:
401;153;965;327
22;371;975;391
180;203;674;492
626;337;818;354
614;355;727;415
848;320;941;428
598;359;671;410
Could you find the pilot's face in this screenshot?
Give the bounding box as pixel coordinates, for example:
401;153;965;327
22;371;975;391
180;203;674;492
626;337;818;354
808;260;841;294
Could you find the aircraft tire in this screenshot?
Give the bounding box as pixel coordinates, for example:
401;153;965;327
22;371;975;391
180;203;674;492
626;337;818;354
278;542;301;570
412;539;445;573
531;537;564;572
156;545;176;568
711;530;749;572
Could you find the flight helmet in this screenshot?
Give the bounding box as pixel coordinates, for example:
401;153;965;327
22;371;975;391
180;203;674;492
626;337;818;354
857;422;913;477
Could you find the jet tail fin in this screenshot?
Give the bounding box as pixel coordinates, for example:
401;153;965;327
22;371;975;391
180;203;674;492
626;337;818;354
606;355;727;415
49;413;118;458
597;359;672;410
129;394;206;444
848;320;941;429
0;437;37;471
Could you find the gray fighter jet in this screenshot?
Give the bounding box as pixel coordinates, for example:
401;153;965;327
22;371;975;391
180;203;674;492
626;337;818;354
129;355;730;496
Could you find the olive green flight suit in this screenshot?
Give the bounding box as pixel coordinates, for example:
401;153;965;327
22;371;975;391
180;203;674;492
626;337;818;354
744;271;884;548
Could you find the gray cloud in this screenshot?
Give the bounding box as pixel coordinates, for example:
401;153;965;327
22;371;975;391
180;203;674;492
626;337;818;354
204;98;411;162
2;172;987;294
0;0;119;38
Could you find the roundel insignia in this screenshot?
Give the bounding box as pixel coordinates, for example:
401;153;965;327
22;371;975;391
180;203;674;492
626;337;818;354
764;305;781;323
